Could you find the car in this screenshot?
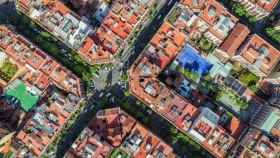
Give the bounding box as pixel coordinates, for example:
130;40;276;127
105;93;111;98
99;92;104;98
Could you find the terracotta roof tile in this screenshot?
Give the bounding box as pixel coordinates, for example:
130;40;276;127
257;0;279;12
53;1;70;15
226;117;246;139
220;23;250;57
238;34;280;76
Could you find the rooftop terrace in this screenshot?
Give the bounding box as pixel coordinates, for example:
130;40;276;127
174;44;213;78
232;34;280;77
67;107;176;158
0;25;81;96
66;127;112;158
16;0;157;64
14;87;80;157
236;128;280;158
4;79;39;112
170;0;238;46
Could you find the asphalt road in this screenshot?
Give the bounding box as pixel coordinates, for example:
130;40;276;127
0;0;14;23
91;0;177;89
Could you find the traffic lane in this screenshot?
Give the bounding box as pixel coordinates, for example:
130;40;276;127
124;0;179;69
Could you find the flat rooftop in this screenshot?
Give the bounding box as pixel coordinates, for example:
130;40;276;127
4;79;39;112
0;25;81;96
175;44;213;77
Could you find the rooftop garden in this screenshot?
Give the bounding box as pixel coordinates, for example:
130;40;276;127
215;88;248;113
231;67;260;92
177;67;200;82
167;6;182;24
198;75;219;95
0;60;18;82
238;70;260;92
108;148;129;158
192;36;216;54
197;37;216;54
4;79;39;112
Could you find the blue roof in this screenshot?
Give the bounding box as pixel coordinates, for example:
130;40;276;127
176;44;213;76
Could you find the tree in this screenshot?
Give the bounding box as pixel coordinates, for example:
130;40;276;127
233;3;246;17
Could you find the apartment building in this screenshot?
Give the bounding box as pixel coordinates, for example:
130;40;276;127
233;0;279;20
65;127;113;158
250;105;280;136
0;26;81;97
79;0;156;64
232;34;280;78
90;107;136;147
66;107;177;158
129;52;241;157
234;128;280;158
14;87;80;157
268;84;280;108
0;25;82;157
177;0;238;46
121;123;176;158
16;0;157;64
218;23;251;62
128;1;246;157
15;0;96;64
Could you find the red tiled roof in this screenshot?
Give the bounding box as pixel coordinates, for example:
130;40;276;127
91;108;136;147
180;0;206;10
127;1;245;157
220;23;250;57
226;117;246;139
158;53;171;69
67;128;112;158
175;102;198;129
34;73;49;91
200;0;238;26
79;37;94;55
18;0;30;7
172;31;186;47
134;133;160;158
257;0;279;12
271;128;280;138
53;0;70;15
0;25;81;96
128;14;138;25
239;34;280;75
